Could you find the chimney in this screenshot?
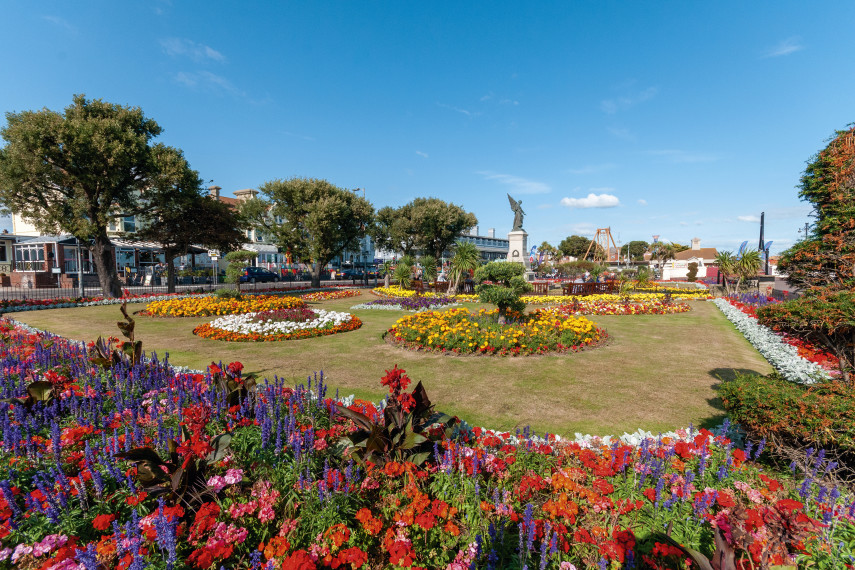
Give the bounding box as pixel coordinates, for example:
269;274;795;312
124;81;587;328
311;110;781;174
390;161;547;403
691;237;701;251
208;185;221;199
233;188;259;201
488;228;495;238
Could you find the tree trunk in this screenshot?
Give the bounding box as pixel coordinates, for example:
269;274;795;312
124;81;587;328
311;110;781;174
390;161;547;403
311;262;321;289
166;259;177;293
384;274;390;288
90;232;122;298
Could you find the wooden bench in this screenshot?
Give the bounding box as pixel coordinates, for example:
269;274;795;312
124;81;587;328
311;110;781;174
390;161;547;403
560;281;618;296
530;281;549;296
410;279;425;294
433;281;449;293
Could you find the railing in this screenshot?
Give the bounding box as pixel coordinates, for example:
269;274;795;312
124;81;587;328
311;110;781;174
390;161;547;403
13;261;48;272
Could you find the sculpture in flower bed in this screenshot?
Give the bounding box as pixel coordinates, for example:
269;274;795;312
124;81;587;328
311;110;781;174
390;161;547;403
387;306;605;355
0;314;852;568
193;307;362;342
142;294;306;317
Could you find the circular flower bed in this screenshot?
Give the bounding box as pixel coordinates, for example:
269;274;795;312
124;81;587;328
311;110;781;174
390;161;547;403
193;308;362;341
300;289;361;302
555;298;691;315
142;294;306;317
351;297;459;311
387;307;605;356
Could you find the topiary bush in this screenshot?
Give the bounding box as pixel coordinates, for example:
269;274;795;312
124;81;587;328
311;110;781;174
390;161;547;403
474;261;532;322
686;261;698;282
720;372;855;483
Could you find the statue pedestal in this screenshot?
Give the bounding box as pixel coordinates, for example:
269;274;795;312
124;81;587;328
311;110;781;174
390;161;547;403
507;230;530;270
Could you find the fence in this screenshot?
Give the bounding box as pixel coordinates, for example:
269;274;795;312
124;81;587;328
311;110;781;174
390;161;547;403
0;274;380;301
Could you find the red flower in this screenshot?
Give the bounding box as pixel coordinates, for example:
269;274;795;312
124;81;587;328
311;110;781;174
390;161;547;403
282;549;317;570
93;513;116;531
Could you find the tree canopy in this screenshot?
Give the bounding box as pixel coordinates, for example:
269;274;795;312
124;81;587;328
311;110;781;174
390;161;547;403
778;125;855;293
620;240;650;261
239;177;374;288
372;198;477;260
558;235;593;259
136;147;246;293
0;95;177;297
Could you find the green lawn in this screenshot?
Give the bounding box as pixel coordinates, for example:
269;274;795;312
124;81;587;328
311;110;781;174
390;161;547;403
9;291;772;438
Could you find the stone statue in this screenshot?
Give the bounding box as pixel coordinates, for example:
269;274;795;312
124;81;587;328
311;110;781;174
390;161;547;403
507;194;525;231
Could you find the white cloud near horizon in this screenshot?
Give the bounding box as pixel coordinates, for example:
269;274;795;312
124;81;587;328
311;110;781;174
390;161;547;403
601;86;657;114
415;150;429;159
478;171;551;194
738;215;761;222
637;199;647;206
160;38;225;62
763;37;804;58
560;192;620;209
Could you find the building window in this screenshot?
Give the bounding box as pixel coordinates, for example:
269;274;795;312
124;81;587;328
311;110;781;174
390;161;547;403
122;216;136;233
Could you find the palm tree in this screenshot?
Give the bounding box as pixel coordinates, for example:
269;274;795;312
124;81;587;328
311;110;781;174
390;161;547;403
715;251;737;295
735;249;762;292
419;255;438;284
651;242;677;274
448;240;481;296
394;261;413;289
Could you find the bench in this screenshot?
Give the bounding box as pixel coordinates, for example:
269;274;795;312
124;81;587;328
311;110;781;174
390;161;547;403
560;281;618;296
410;279;425;294
530;281;549;296
433;281;449;293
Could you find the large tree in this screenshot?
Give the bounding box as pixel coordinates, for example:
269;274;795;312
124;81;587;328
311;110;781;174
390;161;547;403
239;177;374;288
135;146;246;293
620;240;650;262
558;235;593;259
0;95;181;297
778;125;855;293
372;198;477;260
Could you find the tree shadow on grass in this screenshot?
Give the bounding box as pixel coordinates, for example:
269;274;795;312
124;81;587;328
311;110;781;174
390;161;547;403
698;368;767;431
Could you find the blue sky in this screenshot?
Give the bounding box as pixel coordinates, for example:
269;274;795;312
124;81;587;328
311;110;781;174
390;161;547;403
1;1;852;255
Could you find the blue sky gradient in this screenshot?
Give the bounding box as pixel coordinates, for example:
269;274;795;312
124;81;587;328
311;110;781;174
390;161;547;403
2;1;852;255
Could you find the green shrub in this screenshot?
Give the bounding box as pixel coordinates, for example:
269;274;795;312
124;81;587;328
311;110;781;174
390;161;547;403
474;261;532;322
720;372;855;477
214;287;242;300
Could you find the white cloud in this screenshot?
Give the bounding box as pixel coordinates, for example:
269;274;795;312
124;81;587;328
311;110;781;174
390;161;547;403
478;171;550;194
763;37;803;58
438;103;476;117
738;215;761;223
560;192;620;209
568;163;617;175
601;86;657;114
608;127;635;141
283;131;316;142
415;150;429;159
43;15;77;34
637;199;647;206
646;149;718;163
160;38;225;62
174;71;246;98
679;221;689;226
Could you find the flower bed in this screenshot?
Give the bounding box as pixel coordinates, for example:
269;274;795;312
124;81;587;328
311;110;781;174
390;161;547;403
193;308;362;342
713;298;830;384
299;289;361;302
0;291;211;313
351;297;459;312
142;294;307;317
553;298;690;315
373;285;480;303
387;307;605;356
0;322;852;569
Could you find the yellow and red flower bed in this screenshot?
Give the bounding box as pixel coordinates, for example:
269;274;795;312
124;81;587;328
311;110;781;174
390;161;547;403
387;307;605;356
300;289;361;302
142;294;306;317
373;285;480;303
554;298;691;315
522;292;708;305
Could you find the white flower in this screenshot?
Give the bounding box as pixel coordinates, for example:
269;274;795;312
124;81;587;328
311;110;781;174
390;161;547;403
206;310;355;336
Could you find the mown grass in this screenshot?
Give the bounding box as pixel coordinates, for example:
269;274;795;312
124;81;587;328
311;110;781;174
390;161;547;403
9;291;772;438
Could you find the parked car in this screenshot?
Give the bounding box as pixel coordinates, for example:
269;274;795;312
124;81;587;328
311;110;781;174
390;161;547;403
341;269;365;280
239;267;281;283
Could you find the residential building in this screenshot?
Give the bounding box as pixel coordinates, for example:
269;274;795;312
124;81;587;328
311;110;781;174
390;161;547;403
661;238;718;280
